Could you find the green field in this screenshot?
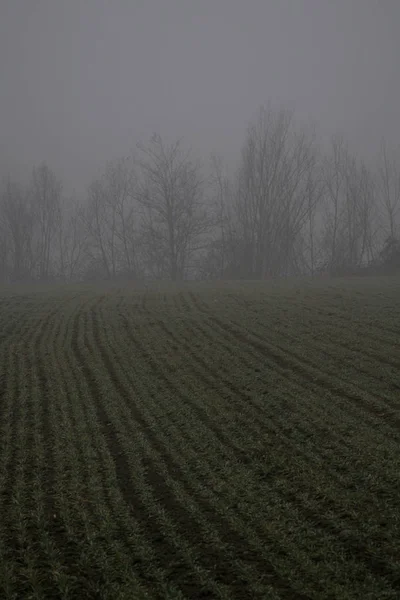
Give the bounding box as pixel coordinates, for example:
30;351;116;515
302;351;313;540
0;277;400;599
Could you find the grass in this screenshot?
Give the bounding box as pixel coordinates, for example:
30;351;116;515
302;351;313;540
0;276;400;599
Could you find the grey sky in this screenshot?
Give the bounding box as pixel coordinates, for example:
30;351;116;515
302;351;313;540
1;0;399;193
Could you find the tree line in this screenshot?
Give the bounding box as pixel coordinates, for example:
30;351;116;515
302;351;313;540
1;106;399;284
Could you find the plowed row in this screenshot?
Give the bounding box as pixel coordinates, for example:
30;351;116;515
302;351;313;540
0;278;400;599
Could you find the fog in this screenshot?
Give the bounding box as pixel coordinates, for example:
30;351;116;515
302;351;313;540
2;0;399;190
0;1;399;283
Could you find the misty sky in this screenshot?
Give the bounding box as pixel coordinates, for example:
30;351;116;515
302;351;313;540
1;0;399;194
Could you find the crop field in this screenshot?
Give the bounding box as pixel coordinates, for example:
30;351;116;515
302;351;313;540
0;277;400;599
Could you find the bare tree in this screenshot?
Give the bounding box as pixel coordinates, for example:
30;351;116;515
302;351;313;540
343;157;376;269
135;134;210;281
319;136;379;275
55;196;89;281
233;105;316;278
301;162;325;276
85;178;113;278
30;163;62;280
1;104;396;284
376;139;400;239
320;135;348;273
0;177;35;281
104;158;138;276
197;154;235;279
85;157;137;279
357;163;378;265
0;231;8;283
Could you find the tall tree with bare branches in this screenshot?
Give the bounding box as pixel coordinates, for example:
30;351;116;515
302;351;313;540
233;105;316;277
30;163;62;280
376;139;400;240
135;134;210;281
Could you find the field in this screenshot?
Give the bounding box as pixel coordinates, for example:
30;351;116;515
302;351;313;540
0;277;400;599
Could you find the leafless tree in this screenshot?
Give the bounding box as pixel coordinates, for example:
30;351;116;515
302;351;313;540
376;139;400;240
320;138;378;274
135;134;210;281
301;162;325;276
320;135;348;272
233;105;316;278
85;157;137;279
85;178;113;278
197;154;235;279
0;177;35;281
104;158;138;276
55;196;89;281
30;163;62;280
0;104;396;284
343;157;376;268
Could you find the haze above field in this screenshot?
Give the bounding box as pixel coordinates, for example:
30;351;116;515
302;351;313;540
1;0;399;192
1;1;400;285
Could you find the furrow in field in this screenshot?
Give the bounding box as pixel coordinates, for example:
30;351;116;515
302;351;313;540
145;298;398;472
100;305;328;599
65;297;166;598
142;313;400;541
1;305;54;517
91;302;261;599
90;304;175;461
71;299;211;598
292;299;400;353
70;298;138;511
237;318;400;420
241;297;400;385
3;286;398;598
52;298;151;598
151;314;374;464
151;316;266;429
3;290;148;598
182;297;400;451
0;304;40;490
305;300;400;355
99;304;294;598
141;457;314;600
60;302;120;528
147;313;366;472
192;285;400;352
238;310;400;404
275;482;400;586
69;296;136;513
44;303;96;572
120;302;400;598
186;292;398;435
93;299;220;482
40;299;99;520
1;356;33;596
0;337;26;594
0;306;33;422
122;314;252;461
144;319;270;443
179;298;400;548
178;290;195;313
97;290;400;596
195;301;400;436
141;289;148;309
33;304;69;517
270;319;400;396
68;299;137;510
0;313;28;349
120;301;250;463
21;299;82;596
0;298;62;596
226;291;400;389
